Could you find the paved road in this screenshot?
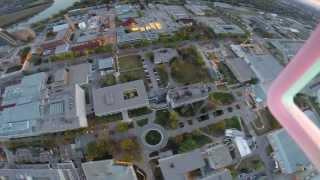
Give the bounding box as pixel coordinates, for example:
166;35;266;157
252;135;275;180
142;58;160;96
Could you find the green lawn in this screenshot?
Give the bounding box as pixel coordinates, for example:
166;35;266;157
252;108;282;135
100;74;116;87
209;92;235;106
201;121;225;136
260;108;282;130
128;107;152;118
154;110;179;129
171;58;211;84
155;110;170;128
171;131;212;153
170;47;211;84
238;156;265;172
90;113;123;126
118;55;145;83
174;101;204;117
201;116;241;135
218;63;238;85
119;70;145;83
137;118;149;127
118;55;143;71
225;116;241;130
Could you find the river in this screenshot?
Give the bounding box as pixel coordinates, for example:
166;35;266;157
13;0;80;29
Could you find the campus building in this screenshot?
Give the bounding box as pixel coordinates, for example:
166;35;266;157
268;39;304;64
268;129;311;174
196;17;245;36
41;24;74;50
53;63;93;87
0;72;88;139
166;84;210;108
159;147;233;180
93;80;149;117
82;159;138;180
0;162;79;180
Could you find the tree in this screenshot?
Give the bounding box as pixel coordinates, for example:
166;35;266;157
207;121;226;135
119;153;135;162
209;92;235;105
179;138;198;153
85;139;110;160
116;122;130;133
19;46;31;60
94;45;113;54
100;74;116;87
145;52;154;62
169;111;179;129
155;110;170;128
120;139;136;151
248;78;258;85
225;117;241;130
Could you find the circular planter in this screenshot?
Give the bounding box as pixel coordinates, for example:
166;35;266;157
143;129;163;147
145;130;162;145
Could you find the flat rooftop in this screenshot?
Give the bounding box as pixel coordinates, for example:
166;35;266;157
159;149;205;180
0;73;88;138
45;28;70;42
268;39;304;62
246;55;284;92
117;27;159;44
97;57;114;71
0;162;78;180
162;5;191;20
268;129;310;174
225;58;255;83
82;159;137;180
184;4;211;16
2;72;47;106
204;144;233;169
93;80;148;116
68;63;91;85
167;83;210;108
200;169;232;180
115;4;139;20
196;17;245;35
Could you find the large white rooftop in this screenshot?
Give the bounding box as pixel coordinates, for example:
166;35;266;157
2;72;47;106
0;162;79;180
82;159;138;180
159;149;205;180
0;73;88;138
245;55;284;93
205;144;233;169
225;58;255;83
93;80;148;116
268;129;311;174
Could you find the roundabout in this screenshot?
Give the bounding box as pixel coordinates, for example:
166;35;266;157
140;124;168;151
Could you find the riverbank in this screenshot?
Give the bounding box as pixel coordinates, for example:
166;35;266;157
0;0;53;27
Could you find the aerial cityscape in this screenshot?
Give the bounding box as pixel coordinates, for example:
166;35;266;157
0;0;319;179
